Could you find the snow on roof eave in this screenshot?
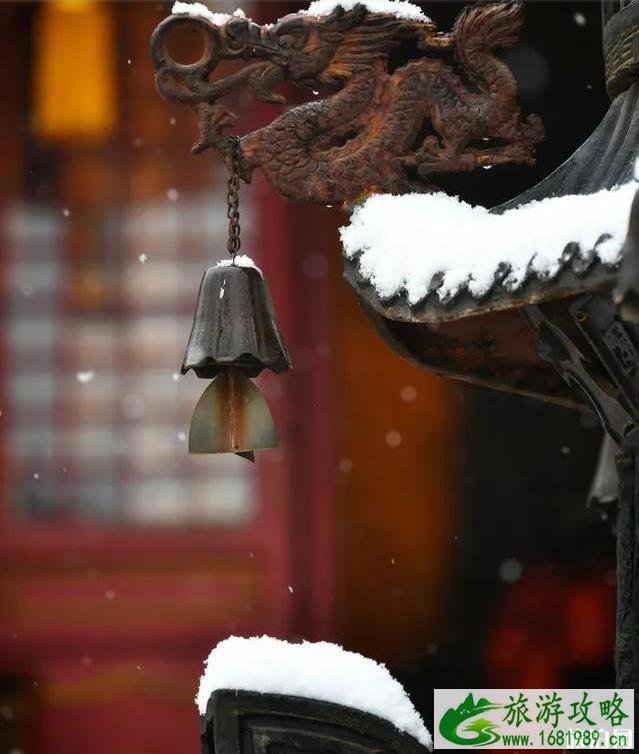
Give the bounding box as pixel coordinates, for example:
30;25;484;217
340;181;635;324
344;250;619;324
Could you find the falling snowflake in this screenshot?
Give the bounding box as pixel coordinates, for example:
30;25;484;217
573;12;586;26
62;208;70;218
76;370;95;383
32;473;39;480
385;430;402;448
167;188;179;201
400;385;417;402
499;558;523;584
1;707;15;721
287;585;294;594
172;372;180;381
338;457;353;473
138;253;147;264
177;431;186;442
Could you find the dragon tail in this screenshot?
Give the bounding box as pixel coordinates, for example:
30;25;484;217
452;2;524;100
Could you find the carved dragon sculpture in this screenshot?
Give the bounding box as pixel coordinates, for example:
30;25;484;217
151;2;544;205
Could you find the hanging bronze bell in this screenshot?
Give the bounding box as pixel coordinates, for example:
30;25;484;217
182;260;291;458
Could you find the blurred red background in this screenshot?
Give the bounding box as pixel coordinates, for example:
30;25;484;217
0;2;619;753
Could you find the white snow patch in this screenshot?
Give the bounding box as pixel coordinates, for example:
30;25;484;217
217;254;259;270
304;0;429;22
172;2;248;26
341;181;638;304
172;0;426;26
76;370;95;384
196;636;432;749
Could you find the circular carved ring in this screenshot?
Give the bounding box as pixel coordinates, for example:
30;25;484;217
150;15;222;103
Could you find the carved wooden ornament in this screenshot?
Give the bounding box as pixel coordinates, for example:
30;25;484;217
150;2;544;204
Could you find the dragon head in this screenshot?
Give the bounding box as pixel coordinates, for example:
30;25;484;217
267;5;433;88
151;3;433;104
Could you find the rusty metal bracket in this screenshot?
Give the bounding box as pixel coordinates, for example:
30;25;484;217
522;302;634;445
150;2;544;204
570;294;639;420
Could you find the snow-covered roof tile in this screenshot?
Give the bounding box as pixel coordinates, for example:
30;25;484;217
341;181;636;320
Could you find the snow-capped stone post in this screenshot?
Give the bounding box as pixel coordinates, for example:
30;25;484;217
196;637;432;754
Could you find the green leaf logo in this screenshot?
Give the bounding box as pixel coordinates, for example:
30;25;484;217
439;694;503;747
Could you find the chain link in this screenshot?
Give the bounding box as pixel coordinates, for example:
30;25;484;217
226;137;241;261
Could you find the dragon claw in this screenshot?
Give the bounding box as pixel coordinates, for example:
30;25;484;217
192;104;239;154
213;106;238;130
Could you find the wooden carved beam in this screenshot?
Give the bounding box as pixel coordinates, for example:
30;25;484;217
150;2;544;204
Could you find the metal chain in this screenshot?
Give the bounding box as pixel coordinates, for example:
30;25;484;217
226;137;241;261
